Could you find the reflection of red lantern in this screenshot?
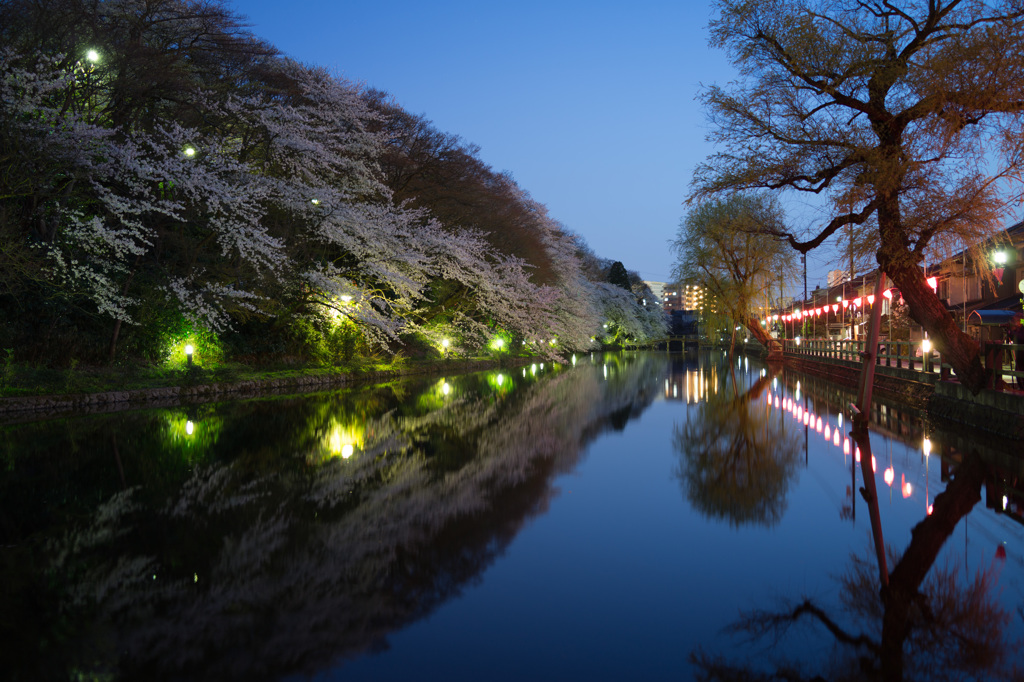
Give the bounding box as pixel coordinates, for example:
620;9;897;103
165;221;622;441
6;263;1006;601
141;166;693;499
824;424;831;439
816;417;822;432
871;455;876;473
901;474;912;498
844;439;851;455
803;412;809;426
996;545;1007;560
833;430;840;447
927;504;934;515
884;466;895;486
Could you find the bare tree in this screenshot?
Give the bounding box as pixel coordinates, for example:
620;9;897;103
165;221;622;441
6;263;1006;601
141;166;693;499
692;0;1024;393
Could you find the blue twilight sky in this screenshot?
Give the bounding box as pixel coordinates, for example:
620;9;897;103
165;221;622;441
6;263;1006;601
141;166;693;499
230;0;836;291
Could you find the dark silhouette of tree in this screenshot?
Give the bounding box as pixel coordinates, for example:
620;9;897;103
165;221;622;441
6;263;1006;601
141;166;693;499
607;261;632;291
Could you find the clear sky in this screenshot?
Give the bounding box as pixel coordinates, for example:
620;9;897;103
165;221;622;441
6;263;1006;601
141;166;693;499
231;0;836;291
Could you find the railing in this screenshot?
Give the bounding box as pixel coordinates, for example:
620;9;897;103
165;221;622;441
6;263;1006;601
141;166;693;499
779;338;1024;391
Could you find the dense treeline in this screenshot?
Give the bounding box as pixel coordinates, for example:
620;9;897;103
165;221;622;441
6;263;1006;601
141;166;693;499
0;0;664;369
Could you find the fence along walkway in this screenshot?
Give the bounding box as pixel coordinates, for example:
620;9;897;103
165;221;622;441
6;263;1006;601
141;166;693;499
779;338;1024;392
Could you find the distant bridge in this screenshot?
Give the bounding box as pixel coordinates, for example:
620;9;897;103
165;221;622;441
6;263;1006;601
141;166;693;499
627;334;702;352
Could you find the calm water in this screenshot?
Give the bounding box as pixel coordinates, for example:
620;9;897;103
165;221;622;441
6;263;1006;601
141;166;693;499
1;352;1021;681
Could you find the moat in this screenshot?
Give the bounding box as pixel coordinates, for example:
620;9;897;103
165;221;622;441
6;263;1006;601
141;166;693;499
2;352;1021;681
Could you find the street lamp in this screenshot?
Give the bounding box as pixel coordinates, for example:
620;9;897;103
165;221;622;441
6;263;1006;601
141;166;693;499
993;249;1008;284
184;344;194;368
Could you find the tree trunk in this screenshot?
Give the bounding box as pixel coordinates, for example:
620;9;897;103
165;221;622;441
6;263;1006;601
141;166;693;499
744;317;781;355
879;254;987;393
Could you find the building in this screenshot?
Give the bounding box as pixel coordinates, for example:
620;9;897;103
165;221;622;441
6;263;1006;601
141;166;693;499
661;283;709;315
643;281;666;308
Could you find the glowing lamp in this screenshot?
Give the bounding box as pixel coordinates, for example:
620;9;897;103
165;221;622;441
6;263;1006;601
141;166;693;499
184;146;196;157
831;304;838;313
853;297;861;307
442;382;451;396
922;437;931;456
185;420;194;436
184;344;194;368
867;294;875;305
927;276;937;292
86;49;100;63
441;338;449;348
882;289;893;300
341;443;354;459
842;299;849;308
921;339;932;354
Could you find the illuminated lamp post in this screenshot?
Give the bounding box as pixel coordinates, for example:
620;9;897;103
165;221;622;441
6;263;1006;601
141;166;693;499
184;344;194;368
993;249;1008;285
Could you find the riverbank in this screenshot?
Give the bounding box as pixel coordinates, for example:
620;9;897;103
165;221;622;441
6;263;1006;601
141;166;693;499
0;356;538;422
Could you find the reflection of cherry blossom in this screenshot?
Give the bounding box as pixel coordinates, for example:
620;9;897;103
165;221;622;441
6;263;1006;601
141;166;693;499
33;355;664;680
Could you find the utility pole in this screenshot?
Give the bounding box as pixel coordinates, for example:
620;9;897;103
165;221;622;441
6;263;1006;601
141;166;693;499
802;253;808;301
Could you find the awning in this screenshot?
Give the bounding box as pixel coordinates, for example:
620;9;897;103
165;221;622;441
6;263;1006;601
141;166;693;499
967;310;1018;326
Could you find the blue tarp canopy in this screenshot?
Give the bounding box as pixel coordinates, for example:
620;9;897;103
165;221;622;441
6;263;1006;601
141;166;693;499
967;310;1018;326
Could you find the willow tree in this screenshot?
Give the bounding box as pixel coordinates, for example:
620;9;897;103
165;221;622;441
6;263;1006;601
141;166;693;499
694;0;1024;393
672;194;796;351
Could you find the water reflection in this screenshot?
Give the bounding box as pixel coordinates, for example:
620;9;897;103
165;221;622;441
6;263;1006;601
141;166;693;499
691;420;1021;681
0;353;665;681
673;361;802;528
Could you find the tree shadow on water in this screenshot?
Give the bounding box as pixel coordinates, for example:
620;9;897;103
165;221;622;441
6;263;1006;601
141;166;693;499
690;424;1023;682
673;370;802;528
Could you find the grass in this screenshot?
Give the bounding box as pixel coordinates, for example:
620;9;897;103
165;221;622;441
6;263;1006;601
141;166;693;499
0;353;510;399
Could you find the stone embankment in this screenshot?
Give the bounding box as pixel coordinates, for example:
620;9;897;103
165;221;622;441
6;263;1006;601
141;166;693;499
781;354;1024;440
